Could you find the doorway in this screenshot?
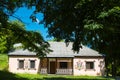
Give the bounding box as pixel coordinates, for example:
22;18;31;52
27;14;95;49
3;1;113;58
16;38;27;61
50;61;56;74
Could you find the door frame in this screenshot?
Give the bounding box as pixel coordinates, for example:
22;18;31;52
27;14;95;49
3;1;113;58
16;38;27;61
48;58;56;74
49;61;56;74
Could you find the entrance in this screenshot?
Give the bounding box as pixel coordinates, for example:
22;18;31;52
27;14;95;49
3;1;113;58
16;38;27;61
50;61;56;74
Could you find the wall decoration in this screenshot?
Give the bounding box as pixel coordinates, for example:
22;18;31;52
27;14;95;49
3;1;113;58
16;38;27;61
75;60;83;70
24;60;28;69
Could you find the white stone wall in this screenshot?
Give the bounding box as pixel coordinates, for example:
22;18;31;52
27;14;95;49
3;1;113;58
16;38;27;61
73;57;105;76
9;56;40;74
9;56;105;76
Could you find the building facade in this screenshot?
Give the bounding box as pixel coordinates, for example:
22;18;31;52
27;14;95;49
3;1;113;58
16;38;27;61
8;42;105;76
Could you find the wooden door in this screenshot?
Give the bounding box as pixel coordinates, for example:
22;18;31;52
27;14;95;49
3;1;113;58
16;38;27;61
50;61;56;74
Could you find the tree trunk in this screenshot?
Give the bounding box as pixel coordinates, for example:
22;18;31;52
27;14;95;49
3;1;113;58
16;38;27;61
112;59;116;77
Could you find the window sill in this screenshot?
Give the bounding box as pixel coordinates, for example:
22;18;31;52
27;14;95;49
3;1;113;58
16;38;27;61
85;69;96;71
28;68;36;70
59;68;68;69
17;68;25;70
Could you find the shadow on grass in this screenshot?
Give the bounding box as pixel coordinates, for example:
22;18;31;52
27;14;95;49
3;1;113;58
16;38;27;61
43;77;109;80
0;71;112;80
44;77;110;80
0;70;29;80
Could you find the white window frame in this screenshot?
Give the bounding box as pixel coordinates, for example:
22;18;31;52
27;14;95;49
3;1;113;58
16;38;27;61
28;59;36;70
17;59;25;69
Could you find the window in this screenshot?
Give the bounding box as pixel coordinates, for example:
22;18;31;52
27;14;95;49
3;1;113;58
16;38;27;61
59;62;68;69
86;62;94;69
18;60;24;69
30;60;35;69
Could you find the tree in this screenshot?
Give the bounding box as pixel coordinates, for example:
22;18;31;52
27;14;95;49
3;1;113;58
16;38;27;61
29;0;120;51
0;33;7;53
0;20;51;57
0;0;120;50
82;6;120;76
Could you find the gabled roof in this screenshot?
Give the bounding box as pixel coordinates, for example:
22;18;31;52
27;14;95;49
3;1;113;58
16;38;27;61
8;42;104;57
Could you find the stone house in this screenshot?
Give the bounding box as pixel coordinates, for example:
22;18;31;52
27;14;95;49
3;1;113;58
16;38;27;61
8;42;105;76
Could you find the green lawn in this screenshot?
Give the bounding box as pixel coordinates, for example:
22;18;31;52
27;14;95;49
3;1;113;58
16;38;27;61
0;71;115;80
0;54;115;80
0;54;8;71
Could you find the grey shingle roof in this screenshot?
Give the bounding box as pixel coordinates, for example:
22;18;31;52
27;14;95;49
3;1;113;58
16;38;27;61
47;42;74;57
8;42;103;57
74;46;103;57
8;49;36;56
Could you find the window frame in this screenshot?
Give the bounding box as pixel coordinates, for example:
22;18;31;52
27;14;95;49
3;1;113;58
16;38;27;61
59;62;68;69
17;59;24;69
29;60;36;70
86;61;95;70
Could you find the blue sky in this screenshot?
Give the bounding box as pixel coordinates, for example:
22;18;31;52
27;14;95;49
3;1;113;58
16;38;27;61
9;7;52;41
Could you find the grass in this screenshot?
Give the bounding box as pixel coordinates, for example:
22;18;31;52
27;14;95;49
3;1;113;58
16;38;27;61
0;54;115;80
0;54;8;70
0;72;114;80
